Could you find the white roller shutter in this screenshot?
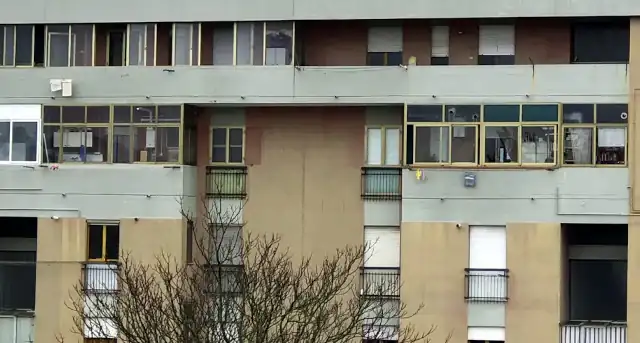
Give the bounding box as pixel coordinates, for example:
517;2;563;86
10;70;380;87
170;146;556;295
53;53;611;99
479;25;514;56
364;226;400;267
431;26;450;57
469;226;506;268
368;26;403;53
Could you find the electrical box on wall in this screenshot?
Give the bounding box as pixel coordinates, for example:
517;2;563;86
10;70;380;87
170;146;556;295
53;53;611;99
49;79;73;97
464;172;477;188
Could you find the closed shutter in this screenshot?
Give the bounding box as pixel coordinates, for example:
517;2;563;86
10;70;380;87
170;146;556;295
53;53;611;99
431;26;449;57
479;25;514;56
368;26;403;53
364;226;400;267
469;226;506;268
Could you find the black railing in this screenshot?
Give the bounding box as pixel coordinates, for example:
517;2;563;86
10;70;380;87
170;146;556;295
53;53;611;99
206;166;248;198
0;261;36;311
82;262;119;293
361;268;400;297
361;167;402;201
204;264;245;295
464;268;509;303
561;321;627;343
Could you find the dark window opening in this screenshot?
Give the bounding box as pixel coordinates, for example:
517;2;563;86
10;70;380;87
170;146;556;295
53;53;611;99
88;224;120;261
571;20;629;63
0;217;37;312
478;55;515;65
367;52;402;66
430;56;449;65
107;31;125;66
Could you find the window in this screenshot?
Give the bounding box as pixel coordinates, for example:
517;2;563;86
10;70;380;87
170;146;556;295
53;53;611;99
431;26;449;65
265;22;294;66
0;106;41;164
42;105;187;164
562;104;627;166
46;24;94;67
87;224;120;261
478;25;515;65
213;23;234;65
235;22;264;65
367;26;403;66
405;104;558;166
127;24;156;66
0;25;36;67
173;23;199;66
211;127;244;164
366;127;401;166
571;21;629;63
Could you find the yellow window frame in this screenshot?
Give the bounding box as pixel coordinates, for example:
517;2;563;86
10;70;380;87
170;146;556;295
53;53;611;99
364;125;402;167
481;123;521;167
520;123;558;167
45;24;96;67
0;24;36;67
87;224;119;262
171;23;201;66
210;126;246;165
231;21;296;66
412;123;479;167
125;23;157;66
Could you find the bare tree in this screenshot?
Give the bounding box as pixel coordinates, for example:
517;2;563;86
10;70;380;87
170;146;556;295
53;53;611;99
60;175;442;343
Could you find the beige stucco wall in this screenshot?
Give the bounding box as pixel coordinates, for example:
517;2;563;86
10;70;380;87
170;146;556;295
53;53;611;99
35;217;87;343
400;222;468;343
119;218;186;264
506;223;562;343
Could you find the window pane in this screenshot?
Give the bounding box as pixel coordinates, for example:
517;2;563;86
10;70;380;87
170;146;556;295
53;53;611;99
42;126;61;163
213;25;234;65
596;104;628;123
252;23;264;66
44;106;61;124
11;122;38;162
60;128;87;162
229;128;243;146
86;106;110;124
49;31;70;67
113;106;131;123
451;126;476;163
563;128;593;164
484;105;519;122
265;22;293;66
572;22;629;63
407;105;443;122
485;126;518;163
191;24;200;66
174;24;191;66
563;104;594;123
387;52;402;65
0;26;5;65
158;106;181;123
229;147;243;163
155;127;180;163
145;24;155;66
133;127;156;162
88;225;104;260
212;147;226;162
15;25;33;66
113;126;131;163
71;25;93;66
236;22;263;65
212;128;226;146
133;106;156;123
367;52;385;66
86;127;108;163
128;24;145;66
385;128;401;165
62;106;85;123
415;126;449;163
522;126;555;163
445;105;481;122
597;127;625;165
0;122;9;161
366;128;382;165
105;226;119;260
522;104;559;122
4;26;14;66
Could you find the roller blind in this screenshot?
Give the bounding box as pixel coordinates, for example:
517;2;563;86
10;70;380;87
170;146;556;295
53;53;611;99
431;26;450;57
364;226;400;267
479;25;515;56
368;26;403;53
469;225;506;268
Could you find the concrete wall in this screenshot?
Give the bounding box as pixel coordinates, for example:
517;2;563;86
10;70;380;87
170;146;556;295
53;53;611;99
0;165;197;219
0;64;627;105
1;0;639;23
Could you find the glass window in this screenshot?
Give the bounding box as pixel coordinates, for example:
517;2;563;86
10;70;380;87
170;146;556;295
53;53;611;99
407;105;443;122
15;25;34;66
47;25;70;67
213;24;234;65
414;126;449;163
87;224;120;261
451;126;477;163
571;21;629;63
563;104;594;123
71;25;94;66
211;127;244;164
484;126;518;163
366;127;401;166
522;126;555;164
236;22;263;66
0;120;40;163
265;22;293;66
563;127;593;164
0;122;9;161
3;26;14;66
597;127;625;165
128;24;146;66
174;23;192;66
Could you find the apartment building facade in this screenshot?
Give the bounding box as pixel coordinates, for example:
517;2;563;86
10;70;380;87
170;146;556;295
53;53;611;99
0;0;639;343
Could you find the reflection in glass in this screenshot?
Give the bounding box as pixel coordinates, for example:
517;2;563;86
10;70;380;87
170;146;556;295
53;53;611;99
42;126;60;163
485;126;518;163
85;127;108;163
174;24;191;66
563;127;593;164
0;122;9;161
72;25;94;66
155;127;180;163
596;127;625;165
236;22;263;66
11;122;38;162
415;126;449;163
128;24;145;66
451;126;476;163
265;22;293;65
212;128;227;163
522;126;555;163
48;25;70;67
113;126;131;163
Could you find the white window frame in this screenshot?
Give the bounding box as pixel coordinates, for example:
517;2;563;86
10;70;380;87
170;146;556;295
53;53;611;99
232;21;296;66
172;23;200;66
365;126;402;166
431;25;450;57
126;23;156;66
479;25;515;56
0;105;42;165
364;226;401;268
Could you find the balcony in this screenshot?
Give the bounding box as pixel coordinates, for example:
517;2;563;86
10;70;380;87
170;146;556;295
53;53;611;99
360;268;400;298
464;268;509;303
0;261;36;312
206;167;248;199
82;262;119;294
361;168;402;201
561;321;627;343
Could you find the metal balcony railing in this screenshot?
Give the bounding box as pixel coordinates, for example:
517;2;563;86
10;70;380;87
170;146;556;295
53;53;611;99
82;262;119;294
0;261;36;311
361;167;402;201
361;268;400;297
561;321;627;343
464;268;509;303
206;166;248;199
